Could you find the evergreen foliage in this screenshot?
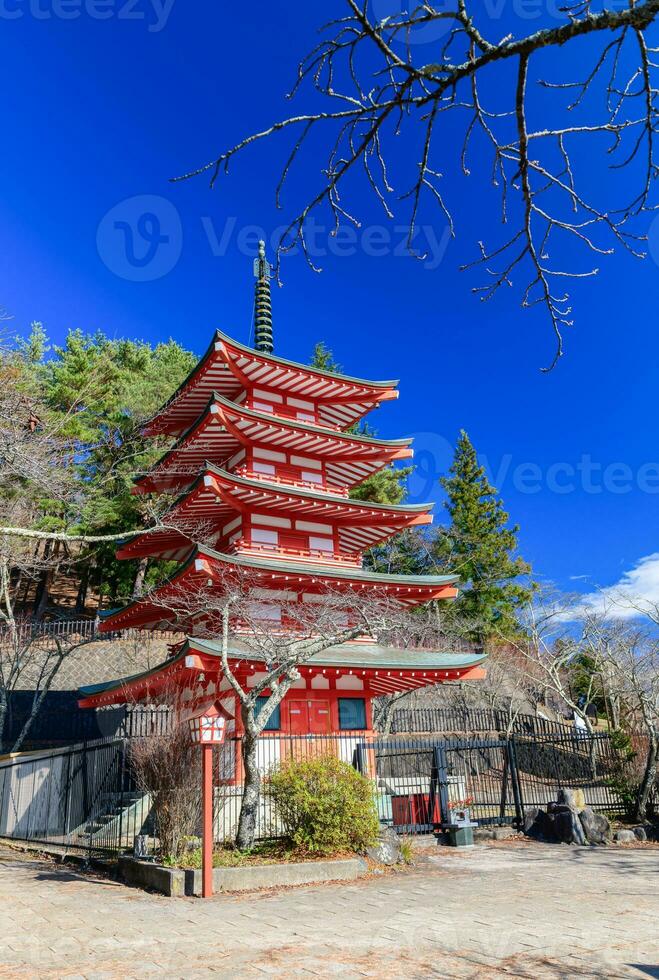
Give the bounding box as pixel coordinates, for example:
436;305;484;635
433;430;533;639
310;341;342;374
13;325;197;609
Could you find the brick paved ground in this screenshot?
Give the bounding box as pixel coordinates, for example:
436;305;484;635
0;840;657;978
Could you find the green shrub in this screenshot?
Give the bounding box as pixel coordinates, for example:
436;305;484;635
269;754;380;856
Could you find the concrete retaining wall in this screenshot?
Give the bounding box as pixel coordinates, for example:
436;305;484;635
118;855;367;897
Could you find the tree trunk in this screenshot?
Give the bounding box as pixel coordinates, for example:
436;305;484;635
0;687;8;754
635;734;658;822
75;561;91;613
374;697;397;736
235;728;261;850
11;651;66;753
131;557;149;600
32;541;53;620
373;692;410;735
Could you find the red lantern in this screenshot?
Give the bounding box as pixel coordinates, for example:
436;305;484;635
187;700;233;745
185;699;234;898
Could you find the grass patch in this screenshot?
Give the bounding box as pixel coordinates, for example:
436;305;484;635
163;839;354;870
398;837;415;865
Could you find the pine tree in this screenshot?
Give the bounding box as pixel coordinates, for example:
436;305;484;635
434;430;533;640
310;341;342;374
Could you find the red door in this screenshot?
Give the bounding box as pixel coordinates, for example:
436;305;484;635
288;700;308;735
309;700;331;734
288;699;331;734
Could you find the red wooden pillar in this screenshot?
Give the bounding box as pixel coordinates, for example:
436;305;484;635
202;743;213;898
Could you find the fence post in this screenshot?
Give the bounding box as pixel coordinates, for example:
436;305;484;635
432;742;450;825
62;750;73;846
499;745;509;821
354;741;366;776
507;738;524;828
117;740;126;854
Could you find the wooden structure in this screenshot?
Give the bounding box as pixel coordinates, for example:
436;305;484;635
79;250;486;737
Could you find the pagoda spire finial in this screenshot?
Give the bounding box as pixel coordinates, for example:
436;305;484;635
253;239;273;354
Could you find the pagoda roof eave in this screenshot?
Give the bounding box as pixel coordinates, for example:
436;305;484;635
133;392;414;495
120;464;434;561
191;544;459;587
214;330;399;391
144;331;400;437
195;391;413;450
78;635;487;708
202;463;433;514
98;544;459;633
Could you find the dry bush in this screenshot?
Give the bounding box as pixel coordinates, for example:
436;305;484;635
129;721;201;862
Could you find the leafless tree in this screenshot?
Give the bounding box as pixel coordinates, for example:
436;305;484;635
130;717;202;862
0;341;173;749
176;2;659;368
371;610;482;733
502;590;659;818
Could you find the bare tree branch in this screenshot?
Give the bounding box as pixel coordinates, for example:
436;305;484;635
175;1;659;369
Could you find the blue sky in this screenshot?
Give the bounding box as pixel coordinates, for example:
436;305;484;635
1;2;658;601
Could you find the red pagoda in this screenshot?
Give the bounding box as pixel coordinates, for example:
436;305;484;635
79;243;486;736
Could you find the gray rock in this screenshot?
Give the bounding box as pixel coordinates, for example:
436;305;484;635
579;808;611;845
553;811;574;844
473;826;516;843
614;829;637;844
556;788;580;812
632;826;647;842
570;811;587;846
365;826;402;866
524;807;558;842
547;802;573;815
644;822;659;842
554;810;586;845
523;807;542;837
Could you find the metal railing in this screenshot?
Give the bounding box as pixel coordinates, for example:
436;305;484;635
0;619;184;645
0;730;635;857
230;541;361;566
0;738;152;857
235;464;350;496
389;707;574;737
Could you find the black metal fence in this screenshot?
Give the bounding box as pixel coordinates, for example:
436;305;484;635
0;730;631;857
0;738;152;857
389;707;574;738
0;619;183;645
368;731;628;830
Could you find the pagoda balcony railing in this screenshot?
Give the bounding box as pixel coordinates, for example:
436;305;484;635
235;465;349;497
229;541;362;567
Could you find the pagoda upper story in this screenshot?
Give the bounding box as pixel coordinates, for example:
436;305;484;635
134;392;413;498
143;329;400;439
99;242;459;635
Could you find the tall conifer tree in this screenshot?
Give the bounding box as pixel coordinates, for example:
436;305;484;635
435;430;533;640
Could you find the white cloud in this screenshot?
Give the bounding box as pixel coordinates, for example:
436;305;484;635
574;552;659;620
